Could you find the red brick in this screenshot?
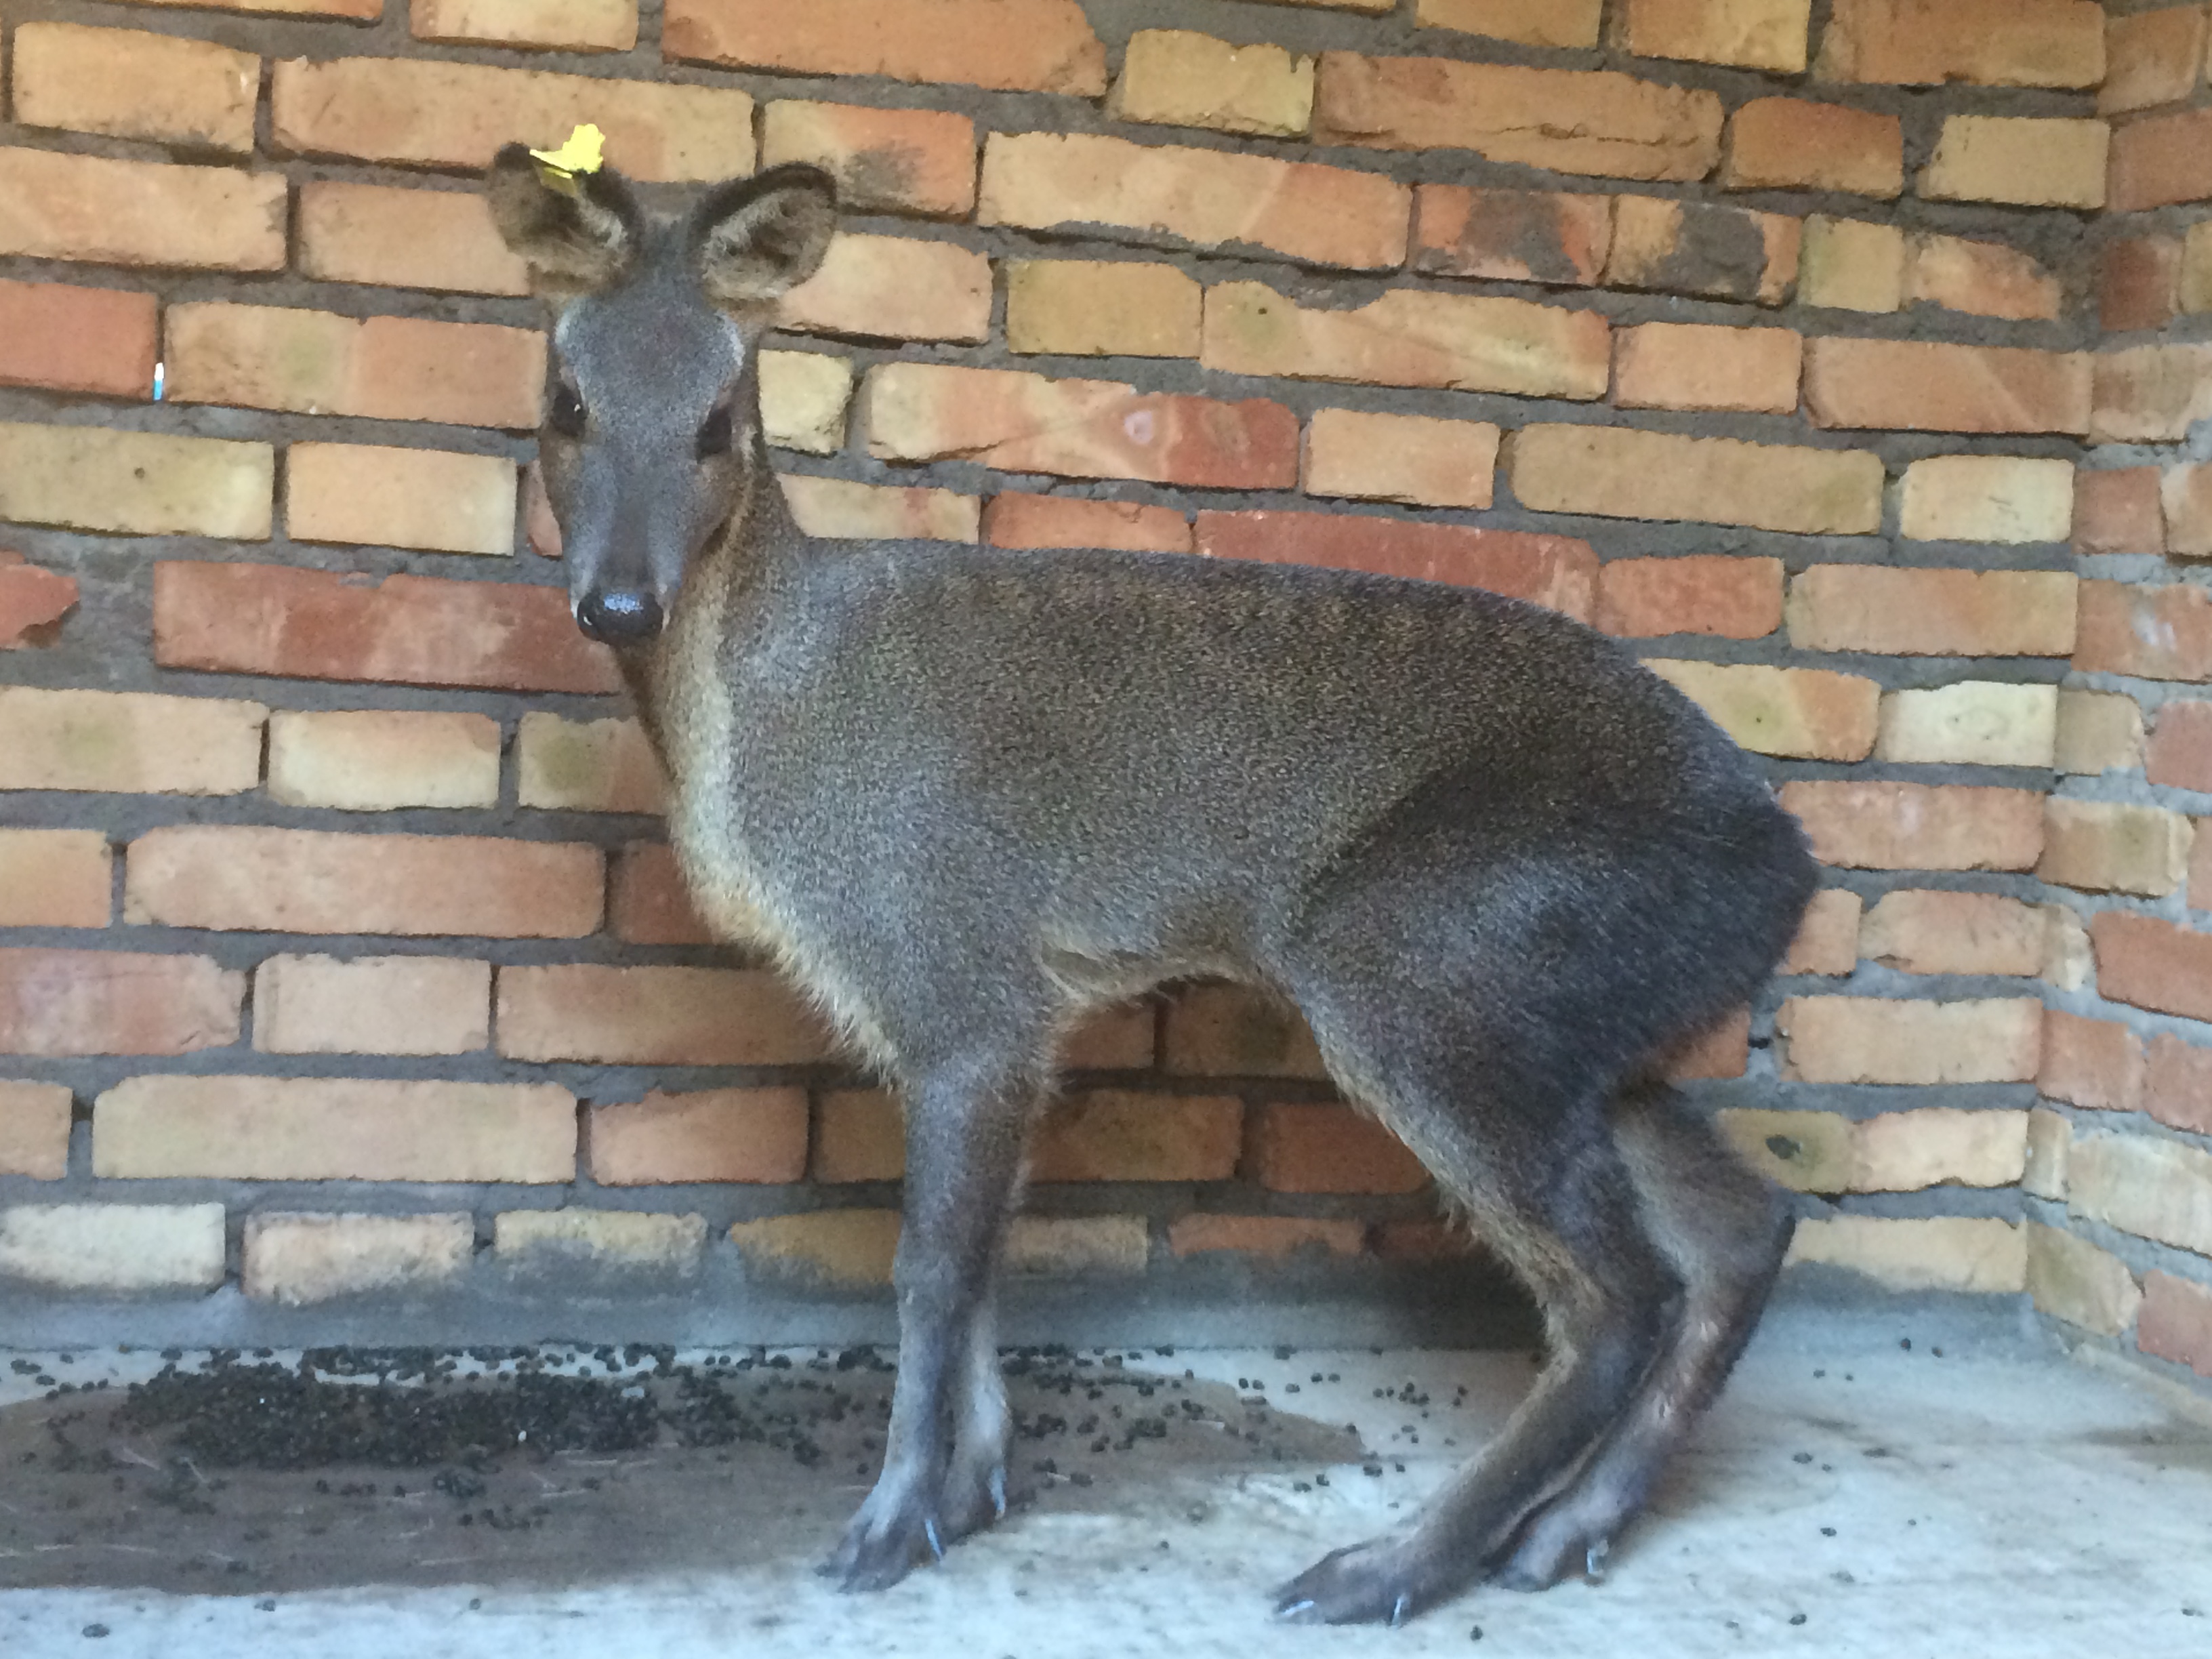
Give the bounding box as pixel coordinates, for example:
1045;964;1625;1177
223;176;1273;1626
782;234;991;346
1167;1214;1364;1259
1906;234;2061;323
271;56;756;182
665;0;1107;94
1804;339;2090;435
0;1082;70;1181
760;101;977;218
1597;556;1784;640
588;1088;809;1185
1816;0;2105;87
1313;52;1725;184
2168;465;2212;560
1030;1092;1244;1183
1778;781;2044;870
153;562;621;695
0;280;157;399
1613;323;1802;415
1248;1103;1428;1195
411;0;639;52
2094;344;2212;445
1195;512;1599;621
982;495;1192;554
2105;6;2210;115
1163;986;1328;1080
2073;581;2212;682
2139;1271;2212;1379
253;954;489;1057
1410;186;1614;285
0;830;111;928
0;950;241;1058
2100;238;2184;335
12;23;258;154
167;304;545;430
2091;911;2212;1023
1783;888;1863;976
1603;197;1801;307
1067;1004;1158;1071
2039;1010;2144;1113
0;556;79;650
298;182;531;298
0;148;285;272
2073;468;2166;556
979;132;1408;272
609;843;715;945
2110;108;2212;213
2145;1035;2212;1137
93;1075;576;1183
1784;567;2076;657
2151;703;2212;792
125;827;604;939
865;364;1297;489
1859;890;2046;977
496;966;830;1065
1719;98;1904;197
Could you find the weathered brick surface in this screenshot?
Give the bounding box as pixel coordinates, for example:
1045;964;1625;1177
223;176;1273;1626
95;1076;577;1183
2068;1133;2212;1258
1597;556;1784;640
665;0;1107;94
1194;513;1598;621
1799;216;1906;313
1411;186;1614;287
154;562;621;695
979;132;1408;271
1031;1092;1244;1183
1620;0;1813;73
760;102;977;219
2026;1224;2141;1338
0;1204;226;1294
13;23;258;155
288;445;517;557
0;687;266;796
411;0;639;52
517;714;667;815
497;966;830;1065
124;827;605;939
168;304;544;430
866;364;1297;489
1645;660;1879;761
0;281;157;399
2024;1097;2073;1192
781;476;981;544
0;148;285;271
727;1212;902;1288
1312;53;1725;183
2146;1036;2212;1138
1249;1103;1428;1195
1784;888;1863;976
0;423;272;541
1785;567;2076;657
1204;283;1610;401
1721;99;1904;197
761;352;855;455
1604;197;1801;307
982;494;1192;554
2092;344;2212;445
1162;986;1328;1080
1860;890;2047;977
1907;235;2062;324
1779;781;2045;870
1816;0;2105;87
0;555;77;651
1507;426;1883;536
245;1212;474;1304
2152;703;2212;793
271;56;756;180
2101;5;2209;117
1613;323;1803;415
2039;800;2192;898
1921;117;2108;209
1301;410;1499;510
0;950;242;1058
254;954;491;1057
1779;996;2040;1085
1110;30;1314;138
2108;108;2212;213
1899;456;2074;546
2168;465;2212;560
1853;1107;2028;1192
783;234;991;345
2057;690;2145;777
0;831;112;930
2139;1272;2212;1379
267;710;500;812
1875;682;2057;768
1002;1215;1151;1277
2074;581;2212;682
1005;261;1202;359
590;1088;809;1186
2073;468;2166;556
0;1082;72;1182
1416;0;1601;45
298;182;531;298
495;1210;707;1276
2039;1010;2144;1113
1719;1107;1856;1193
1804;340;2091;434
1785;1216;2026;1294
2100;237;2183;335
2091;912;2212;1023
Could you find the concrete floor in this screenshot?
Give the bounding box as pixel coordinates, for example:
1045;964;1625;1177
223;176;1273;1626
1;1303;2208;1658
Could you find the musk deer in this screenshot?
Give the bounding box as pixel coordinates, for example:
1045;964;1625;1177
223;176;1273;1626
487;148;1818;1626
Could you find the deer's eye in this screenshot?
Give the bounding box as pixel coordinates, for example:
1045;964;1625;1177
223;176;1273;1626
697;400;735;460
548;383;587;438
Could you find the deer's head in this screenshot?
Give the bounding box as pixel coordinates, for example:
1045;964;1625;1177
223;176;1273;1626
487;150;836;646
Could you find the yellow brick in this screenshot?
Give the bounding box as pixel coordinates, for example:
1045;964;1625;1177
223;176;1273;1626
1006;262;1202;359
253;955;491;1057
243;1212;473;1304
0;422;271;540
1509;425;1883;535
1778;996;2042;1084
0;1203;226;1292
0;830;111;928
0;147;286;272
266;710;500;811
2039;799;2192;897
1645;660;1879;762
410;0;640;52
1618;0;1814;74
1109;30;1314;138
1899;456;2074;545
780;476;980;543
1786;1216;2026;1294
12;23;258;153
287;445;517;557
729;1210;901;1288
1716;1107;1856;1193
1301;409;1499;510
494;1209;707;1274
1921;115;2110;209
1851;1108;2029;1192
0;1082;73;1181
1415;0;1601;47
0;687;265;796
1799;216;1905;312
760;351;855;455
518;714;668;815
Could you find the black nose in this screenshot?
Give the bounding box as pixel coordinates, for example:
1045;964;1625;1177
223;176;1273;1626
577;589;665;644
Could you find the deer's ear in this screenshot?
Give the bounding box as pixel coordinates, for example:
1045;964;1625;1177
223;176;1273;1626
486;144;641;300
692;165;838;308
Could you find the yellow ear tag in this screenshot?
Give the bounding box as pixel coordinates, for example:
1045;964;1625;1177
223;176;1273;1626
529;123;606;199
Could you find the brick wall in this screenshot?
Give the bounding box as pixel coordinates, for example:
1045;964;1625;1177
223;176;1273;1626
0;0;2203;1372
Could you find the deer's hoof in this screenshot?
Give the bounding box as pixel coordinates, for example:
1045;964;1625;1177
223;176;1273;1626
1273;1535;1444;1626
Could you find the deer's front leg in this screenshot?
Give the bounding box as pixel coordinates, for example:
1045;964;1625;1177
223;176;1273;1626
825;1061;1031;1592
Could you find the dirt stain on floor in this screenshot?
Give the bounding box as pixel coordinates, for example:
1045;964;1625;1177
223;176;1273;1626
0;1346;1364;1597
